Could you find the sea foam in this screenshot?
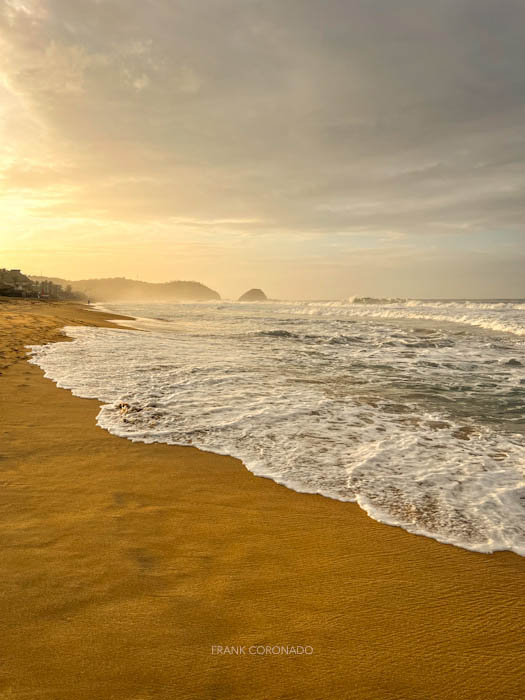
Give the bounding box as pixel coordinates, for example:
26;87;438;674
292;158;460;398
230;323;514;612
28;299;525;555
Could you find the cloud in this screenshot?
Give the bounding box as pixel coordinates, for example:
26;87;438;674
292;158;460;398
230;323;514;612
0;0;524;296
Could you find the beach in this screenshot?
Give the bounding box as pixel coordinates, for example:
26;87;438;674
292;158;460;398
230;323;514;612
1;298;524;700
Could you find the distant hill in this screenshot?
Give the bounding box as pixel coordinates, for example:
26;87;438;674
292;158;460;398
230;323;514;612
29;276;220;302
29;276;70;287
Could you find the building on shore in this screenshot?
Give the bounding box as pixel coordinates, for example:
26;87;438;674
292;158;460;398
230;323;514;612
0;269;37;297
0;269;82;300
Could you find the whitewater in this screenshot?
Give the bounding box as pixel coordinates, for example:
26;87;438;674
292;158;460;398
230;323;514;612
28;298;525;555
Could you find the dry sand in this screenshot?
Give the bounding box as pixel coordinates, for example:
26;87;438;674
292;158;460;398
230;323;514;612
0;298;523;700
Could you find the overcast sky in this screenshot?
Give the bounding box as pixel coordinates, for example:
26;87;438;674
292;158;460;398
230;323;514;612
1;0;524;299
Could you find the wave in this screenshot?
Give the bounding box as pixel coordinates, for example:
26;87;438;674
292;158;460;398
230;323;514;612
27;318;525;557
298;299;525;336
252;329;299;339
348;296;407;305
348;297;525;309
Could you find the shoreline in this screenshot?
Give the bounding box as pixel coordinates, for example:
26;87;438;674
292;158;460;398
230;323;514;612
1;298;524;699
29;301;524;558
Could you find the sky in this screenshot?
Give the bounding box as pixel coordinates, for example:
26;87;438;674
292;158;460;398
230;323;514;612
1;0;524;300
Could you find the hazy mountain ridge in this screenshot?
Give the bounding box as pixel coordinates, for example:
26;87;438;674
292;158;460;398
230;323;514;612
29;276;220;302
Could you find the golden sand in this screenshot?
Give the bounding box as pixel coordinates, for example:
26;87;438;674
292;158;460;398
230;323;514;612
0;298;523;700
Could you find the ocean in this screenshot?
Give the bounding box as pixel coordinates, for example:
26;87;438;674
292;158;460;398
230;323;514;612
28;298;525;555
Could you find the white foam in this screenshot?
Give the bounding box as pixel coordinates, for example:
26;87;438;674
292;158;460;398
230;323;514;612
312;298;525;336
27;298;525;556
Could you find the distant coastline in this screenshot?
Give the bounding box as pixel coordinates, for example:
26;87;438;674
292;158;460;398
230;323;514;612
28;275;220;302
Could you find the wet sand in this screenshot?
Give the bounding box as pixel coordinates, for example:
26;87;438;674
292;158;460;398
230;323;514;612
1;298;524;700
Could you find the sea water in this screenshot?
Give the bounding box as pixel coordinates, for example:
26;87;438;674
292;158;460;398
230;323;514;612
28;298;525;555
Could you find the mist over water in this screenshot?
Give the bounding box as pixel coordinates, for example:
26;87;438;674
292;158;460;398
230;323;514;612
29;298;525;555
